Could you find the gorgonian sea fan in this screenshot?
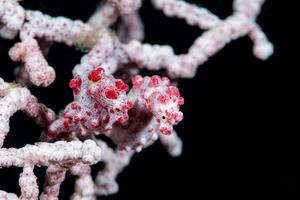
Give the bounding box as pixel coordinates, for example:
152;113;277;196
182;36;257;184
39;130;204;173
0;0;273;199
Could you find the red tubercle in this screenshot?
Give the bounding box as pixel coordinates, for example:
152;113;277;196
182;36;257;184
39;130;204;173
149;75;161;87
62;111;70;119
115;79;129;92
87;88;92;96
69;76;82;95
69;76;82;89
131;75;143;86
46;128;55;138
90;119;101;128
162;76;171;86
165;110;172;119
72;88;79;95
71;102;77;109
121;104;127;110
178;96;184;105
166;86;180;98
158;95;168;104
117;117;124;123
174;112;183;121
102;115;110;124
86;111;92;116
88;71;101;82
63;120;69;129
88;67;104;82
159;127;172;135
127;101;133;108
74;114;83;122
121;101;133;110
94;103;99;109
105;88;119;99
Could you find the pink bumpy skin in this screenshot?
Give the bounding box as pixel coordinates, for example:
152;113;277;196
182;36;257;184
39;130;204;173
109;75;184;152
41;67;132;142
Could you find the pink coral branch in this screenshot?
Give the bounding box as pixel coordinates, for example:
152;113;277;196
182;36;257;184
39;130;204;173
0;0;25;39
9;38;55;87
88;2;119;29
122;0;273;78
0;140;101;199
70;163;95;200
0;78;55;147
0;140;101;167
6;0;273;86
107;0;142;15
21;10;97;49
0;190;18;200
40;164;68;200
151;0;220;30
117;11;144;43
19;164;39;200
0;0;274;198
94;139;132;196
92;129;183;196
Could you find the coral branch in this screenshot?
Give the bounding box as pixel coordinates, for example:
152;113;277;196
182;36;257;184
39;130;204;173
122;0;273;78
70;163;95;200
94;139;132;196
9;38;55;87
0;190;18;200
0;140;101;167
108;0;142;15
151;0;220;30
19;164;39;200
21;10;97;49
117;11;144;43
0;0;25;39
0;0;273;198
40;164;68;200
88;2;119;29
0;78;55;147
0;140;101;199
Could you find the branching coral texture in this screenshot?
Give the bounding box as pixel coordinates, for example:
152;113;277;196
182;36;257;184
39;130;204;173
0;0;273;199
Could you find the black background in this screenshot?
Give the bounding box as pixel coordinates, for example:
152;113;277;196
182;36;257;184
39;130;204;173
0;0;297;199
